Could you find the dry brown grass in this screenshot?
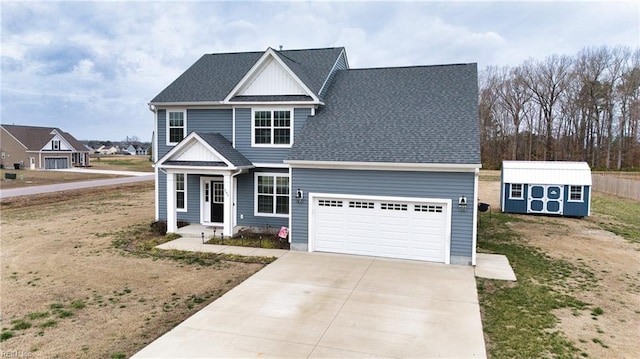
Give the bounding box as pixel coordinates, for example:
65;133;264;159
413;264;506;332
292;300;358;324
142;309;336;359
0;183;265;358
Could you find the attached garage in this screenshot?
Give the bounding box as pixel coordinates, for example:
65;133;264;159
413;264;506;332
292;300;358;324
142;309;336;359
44;157;69;169
309;194;451;263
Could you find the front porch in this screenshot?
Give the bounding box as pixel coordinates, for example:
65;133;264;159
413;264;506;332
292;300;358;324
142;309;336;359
176;223;225;239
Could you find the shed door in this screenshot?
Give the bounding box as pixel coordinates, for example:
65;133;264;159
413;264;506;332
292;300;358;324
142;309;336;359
312;197;449;263
528;185;563;215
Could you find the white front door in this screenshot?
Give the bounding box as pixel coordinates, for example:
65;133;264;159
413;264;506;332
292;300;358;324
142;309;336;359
29;157;35;170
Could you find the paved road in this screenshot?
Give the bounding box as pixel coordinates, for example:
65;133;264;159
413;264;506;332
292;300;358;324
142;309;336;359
0;174;154;199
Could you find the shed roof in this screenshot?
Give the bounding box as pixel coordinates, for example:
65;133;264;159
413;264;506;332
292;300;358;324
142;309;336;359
502;161;592;186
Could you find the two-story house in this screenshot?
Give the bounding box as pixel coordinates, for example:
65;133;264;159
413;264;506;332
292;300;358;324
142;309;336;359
150;47;481;265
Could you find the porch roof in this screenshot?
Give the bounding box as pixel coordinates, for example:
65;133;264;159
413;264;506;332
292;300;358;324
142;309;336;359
158;132;253;170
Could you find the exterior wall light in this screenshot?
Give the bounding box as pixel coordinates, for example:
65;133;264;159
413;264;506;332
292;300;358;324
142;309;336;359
296;189;304;204
458;196;467;211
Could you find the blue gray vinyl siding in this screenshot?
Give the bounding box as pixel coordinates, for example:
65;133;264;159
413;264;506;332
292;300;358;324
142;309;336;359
291;169;475;261
187;109;232;142
235;168;288;229
157;172;204;223
503;183;590;217
319;50;348;98
157;108;232;160
234;108;312;164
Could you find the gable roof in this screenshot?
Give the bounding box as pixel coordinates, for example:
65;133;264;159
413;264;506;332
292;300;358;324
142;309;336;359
1;124;87;152
150;47;345;104
288;64;481;165
502;161;592;185
158;132;252;168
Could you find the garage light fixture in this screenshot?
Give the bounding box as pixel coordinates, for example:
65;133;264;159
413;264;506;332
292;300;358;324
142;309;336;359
296;189;304;204
458;196;467;211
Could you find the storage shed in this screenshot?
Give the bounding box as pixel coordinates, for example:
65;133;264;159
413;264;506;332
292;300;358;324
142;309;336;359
501;161;592;217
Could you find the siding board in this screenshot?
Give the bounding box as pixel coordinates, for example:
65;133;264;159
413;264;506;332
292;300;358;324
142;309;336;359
291;168;475;262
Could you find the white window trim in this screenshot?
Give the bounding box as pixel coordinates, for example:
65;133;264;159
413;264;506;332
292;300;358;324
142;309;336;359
176;173;187;212
251;108;294;148
568;185;583;202
254;172;290;218
509;183;523;200
166;109;187;146
52;140;61;150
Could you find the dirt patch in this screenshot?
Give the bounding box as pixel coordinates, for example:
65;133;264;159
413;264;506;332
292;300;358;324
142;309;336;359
479;180;640;358
0;183;264;358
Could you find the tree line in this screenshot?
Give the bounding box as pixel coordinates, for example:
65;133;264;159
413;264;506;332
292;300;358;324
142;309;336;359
479;45;640;170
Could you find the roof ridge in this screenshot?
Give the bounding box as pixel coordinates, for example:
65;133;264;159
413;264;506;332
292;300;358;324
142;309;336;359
347;63;476;71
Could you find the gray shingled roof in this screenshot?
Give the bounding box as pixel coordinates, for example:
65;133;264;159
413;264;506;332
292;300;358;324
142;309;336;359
151;47;344;103
197;132;253;167
288;64;480;164
1;124;87;152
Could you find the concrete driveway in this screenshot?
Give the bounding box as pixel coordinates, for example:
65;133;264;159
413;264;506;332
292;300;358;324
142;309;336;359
133;252;486;358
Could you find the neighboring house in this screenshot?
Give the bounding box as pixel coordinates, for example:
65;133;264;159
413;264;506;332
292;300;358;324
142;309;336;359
124;144;137;155
0;124;90;169
136;146;148;155
501;161;592;217
98;146;119;155
150;47;481;265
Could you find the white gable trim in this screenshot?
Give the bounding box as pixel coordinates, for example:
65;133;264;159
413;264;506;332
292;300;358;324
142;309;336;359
158;132;234;168
41;131;74;151
285;160;482;172
223;48;320;104
318;48;348;96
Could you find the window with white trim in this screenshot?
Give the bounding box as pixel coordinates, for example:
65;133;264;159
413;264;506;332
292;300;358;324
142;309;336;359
52;140;60;150
569;185;583;201
255;173;289;216
176;173;186;211
252;109;292;146
510;183;523;199
168;110;186;145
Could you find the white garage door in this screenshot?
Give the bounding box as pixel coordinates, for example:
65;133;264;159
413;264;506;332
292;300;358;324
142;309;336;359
312;196;449;263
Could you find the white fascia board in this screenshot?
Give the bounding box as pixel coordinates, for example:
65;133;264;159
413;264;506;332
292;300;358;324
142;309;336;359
223;47;320;103
225;100;324;106
285;160;482;172
318;48;348;95
160;165;238;173
149;102;228;108
158;132;234;168
252;162;289;169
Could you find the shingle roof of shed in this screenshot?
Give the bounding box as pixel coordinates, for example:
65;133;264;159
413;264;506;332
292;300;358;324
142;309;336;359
288;64;480;164
151;47;344;103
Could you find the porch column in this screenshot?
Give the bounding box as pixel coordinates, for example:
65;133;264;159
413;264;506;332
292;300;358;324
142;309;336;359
166;172;177;233
223;173;233;237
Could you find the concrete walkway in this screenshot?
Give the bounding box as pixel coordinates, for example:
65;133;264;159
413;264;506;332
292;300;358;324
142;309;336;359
0;174;153;199
157;236;288;258
50;168;153;177
475;253;517;281
133;251;487;358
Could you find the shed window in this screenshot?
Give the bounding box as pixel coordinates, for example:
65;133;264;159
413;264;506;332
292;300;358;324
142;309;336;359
569;186;583;202
510;184;523;199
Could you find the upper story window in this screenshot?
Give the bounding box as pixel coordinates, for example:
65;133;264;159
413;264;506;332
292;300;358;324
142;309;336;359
510;183;523;199
168;110;186;145
52;140;61;150
252;109;292;147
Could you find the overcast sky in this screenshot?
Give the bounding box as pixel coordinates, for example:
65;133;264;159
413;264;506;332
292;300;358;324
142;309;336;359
1;1;638;142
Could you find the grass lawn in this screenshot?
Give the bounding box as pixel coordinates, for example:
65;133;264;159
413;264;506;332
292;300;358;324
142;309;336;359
477;211;591;358
0;169;122;189
89;155;153;172
477;189;640;358
589;193;640;243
